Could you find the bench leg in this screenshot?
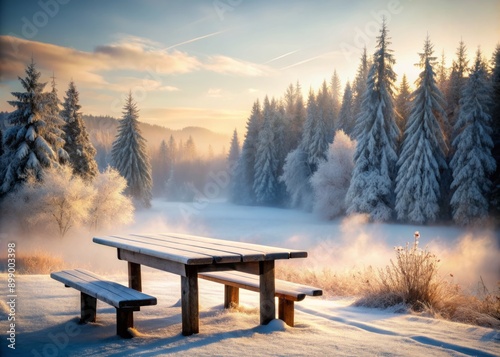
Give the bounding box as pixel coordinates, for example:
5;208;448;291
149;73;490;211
278;298;295;327
224;285;239;308
116;308;134;338
259;260;276;325
80;293;96;323
181;267;199;336
128;262;142;291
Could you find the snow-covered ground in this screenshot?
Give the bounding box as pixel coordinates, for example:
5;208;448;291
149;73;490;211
1;200;499;356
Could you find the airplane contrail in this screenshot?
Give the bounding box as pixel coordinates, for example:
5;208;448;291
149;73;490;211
280;54;323;70
166;30;225;50
264;50;299;64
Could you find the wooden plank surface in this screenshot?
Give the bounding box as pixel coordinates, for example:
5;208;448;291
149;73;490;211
159;233;308;260
199;271;323;299
94;233;308;265
51;269;157;308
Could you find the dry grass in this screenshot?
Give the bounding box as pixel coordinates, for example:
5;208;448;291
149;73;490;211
276;232;500;329
0;251;66;274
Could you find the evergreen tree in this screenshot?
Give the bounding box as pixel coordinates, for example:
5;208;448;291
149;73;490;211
395;37;448;224
312;81;334;164
227;129;240;169
0;59;66;196
330;70;342;120
394;74;411;135
450;50;496;225
61;80;98;181
346;20;400;222
490;44;500;214
446;40;469;136
152;139;170;196
230;100;263;204
436;51;449;96
184;135;197;161
111;92;152;207
283;82;306;151
337;81;355;136
253;97;280;205
45;74;68;163
352;47;370;136
281;89;317;209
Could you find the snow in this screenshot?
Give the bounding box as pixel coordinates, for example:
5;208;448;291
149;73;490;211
1;200;499;356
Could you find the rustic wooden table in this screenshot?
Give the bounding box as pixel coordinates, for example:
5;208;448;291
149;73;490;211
93;233;307;335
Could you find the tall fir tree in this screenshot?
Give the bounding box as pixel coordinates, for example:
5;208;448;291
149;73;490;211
450;50;496;225
352;47;371;137
394;74;411;135
281;89;318;209
227;129;240;169
446;40;469;138
111;92;152;207
337;81;355;136
490;44;500;215
312;81;334;164
395;37;448;224
330;70;342;120
0;59;66;196
230;100;263;204
345;20;400;222
436;51;449;96
61;80;98;181
283;81;306;151
253;97;281;205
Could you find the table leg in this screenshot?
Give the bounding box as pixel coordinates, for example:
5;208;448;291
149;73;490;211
181;266;199;335
128;262;142;291
259;260;275;325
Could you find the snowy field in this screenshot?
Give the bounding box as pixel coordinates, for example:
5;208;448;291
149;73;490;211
1;200;499;356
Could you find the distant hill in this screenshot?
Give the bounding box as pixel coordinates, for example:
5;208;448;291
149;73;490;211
83;114;230;156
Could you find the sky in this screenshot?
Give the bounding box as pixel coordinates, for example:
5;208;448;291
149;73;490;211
0;0;499;135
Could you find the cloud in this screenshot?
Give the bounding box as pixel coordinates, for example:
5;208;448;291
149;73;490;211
205;55;272;76
207;88;222;97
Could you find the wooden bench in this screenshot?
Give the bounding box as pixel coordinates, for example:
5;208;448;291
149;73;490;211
51;269;157;338
199;271;322;327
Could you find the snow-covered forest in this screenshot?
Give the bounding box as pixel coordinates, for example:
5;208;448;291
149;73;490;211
230;24;500;227
0;21;499;238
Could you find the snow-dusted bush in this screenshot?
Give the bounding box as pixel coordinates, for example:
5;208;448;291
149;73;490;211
310;130;355;219
88;167;134;230
4;166;95;237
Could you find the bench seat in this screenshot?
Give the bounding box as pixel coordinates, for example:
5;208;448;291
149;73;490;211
51;269;157;338
199;271;322;326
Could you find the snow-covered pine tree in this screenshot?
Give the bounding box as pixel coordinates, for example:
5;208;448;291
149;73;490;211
395;37;448;224
352;47;370;137
318;80;336;142
436;51;448;97
227;129;240;169
280;89;317;209
330;70;342;120
345;20;400;222
450;50;496;225
283;82;306;152
490;45;500;214
111;92;153;207
0;59;66;196
337;81;355;136
230;100;263;204
446;40;469;137
61;80;98;181
394;74;411;135
311;130;356;219
45;75;68;164
152;139;169;196
253;97;280;205
184;135;197;161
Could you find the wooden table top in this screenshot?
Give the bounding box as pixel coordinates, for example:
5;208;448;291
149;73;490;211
93;233;307;266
